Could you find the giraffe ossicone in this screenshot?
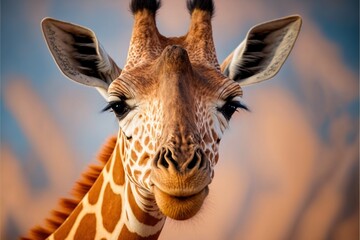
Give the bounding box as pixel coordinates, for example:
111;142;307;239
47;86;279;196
24;0;301;239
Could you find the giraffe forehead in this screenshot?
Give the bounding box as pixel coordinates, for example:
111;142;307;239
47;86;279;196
111;66;235;101
109;38;240;101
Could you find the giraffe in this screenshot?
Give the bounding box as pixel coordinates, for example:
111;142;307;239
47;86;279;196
23;0;302;239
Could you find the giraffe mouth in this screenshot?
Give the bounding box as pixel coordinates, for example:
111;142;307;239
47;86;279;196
153;185;209;220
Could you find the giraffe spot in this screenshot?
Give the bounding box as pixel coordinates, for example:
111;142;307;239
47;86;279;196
138;154;150;166
113;153;125;186
214;153;219;164
131;150;138;160
118;224;161;240
134;140;143;153
54;203;83;240
144;138;151;149
88;174;103;205
74;213;96;240
134;170;142;180
203;133;212;143
102;183;122;233
134;127;139;135
127;183;161;226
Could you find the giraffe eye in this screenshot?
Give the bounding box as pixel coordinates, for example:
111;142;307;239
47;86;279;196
102;101;131;119
218;100;248;120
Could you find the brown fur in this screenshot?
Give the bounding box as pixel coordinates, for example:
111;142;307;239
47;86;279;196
21;136;117;240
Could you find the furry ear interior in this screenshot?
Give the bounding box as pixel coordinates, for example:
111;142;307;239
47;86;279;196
221;15;302;86
41;18;121;98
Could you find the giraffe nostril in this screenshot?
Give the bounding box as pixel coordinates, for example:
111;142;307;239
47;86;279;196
155;148;207;172
157;148;178;169
186;149;205;170
187;153;199;170
165;149;178;168
160;156;169;168
156;148;169;169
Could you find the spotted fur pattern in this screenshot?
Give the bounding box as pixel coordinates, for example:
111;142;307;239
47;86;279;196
22;137;117;240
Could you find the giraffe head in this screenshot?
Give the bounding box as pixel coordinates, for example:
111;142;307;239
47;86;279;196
41;0;301;221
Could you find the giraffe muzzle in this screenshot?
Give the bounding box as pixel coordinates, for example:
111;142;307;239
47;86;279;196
151;147;211;220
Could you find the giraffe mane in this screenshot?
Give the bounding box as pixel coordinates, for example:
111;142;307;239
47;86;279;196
21;136;117;240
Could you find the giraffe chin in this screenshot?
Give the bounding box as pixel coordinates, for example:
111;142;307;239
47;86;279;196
153;186;209;220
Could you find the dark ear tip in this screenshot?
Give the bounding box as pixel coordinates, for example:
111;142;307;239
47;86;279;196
287;14;302;22
41;17;50;24
41;18;64;33
41;17;53;28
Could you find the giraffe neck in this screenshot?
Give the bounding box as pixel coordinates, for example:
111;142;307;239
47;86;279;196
48;134;166;240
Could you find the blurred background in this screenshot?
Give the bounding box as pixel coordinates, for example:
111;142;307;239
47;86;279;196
1;0;359;239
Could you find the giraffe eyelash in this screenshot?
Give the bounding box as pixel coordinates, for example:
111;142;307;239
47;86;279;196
102;101;132;119
217;99;249;121
102;101;121;112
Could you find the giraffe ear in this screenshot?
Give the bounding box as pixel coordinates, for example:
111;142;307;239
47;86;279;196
41;18;121;99
220;15;302;86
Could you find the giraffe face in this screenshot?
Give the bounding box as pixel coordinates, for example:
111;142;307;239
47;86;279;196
107;45;244;220
34;1;302;238
40;0;301;224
